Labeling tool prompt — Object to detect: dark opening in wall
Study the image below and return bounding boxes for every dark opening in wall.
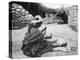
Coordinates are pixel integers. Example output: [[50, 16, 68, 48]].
[[57, 10, 68, 24]]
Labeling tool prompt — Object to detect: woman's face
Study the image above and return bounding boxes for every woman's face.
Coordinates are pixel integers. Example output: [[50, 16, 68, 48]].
[[35, 17, 39, 21]]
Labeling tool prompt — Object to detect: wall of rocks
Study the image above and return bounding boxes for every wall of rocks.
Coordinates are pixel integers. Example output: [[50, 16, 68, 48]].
[[67, 5, 78, 31], [9, 3, 34, 30]]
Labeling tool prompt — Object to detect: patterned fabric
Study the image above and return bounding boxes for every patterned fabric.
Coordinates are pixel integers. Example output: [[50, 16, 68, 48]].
[[21, 28, 53, 57]]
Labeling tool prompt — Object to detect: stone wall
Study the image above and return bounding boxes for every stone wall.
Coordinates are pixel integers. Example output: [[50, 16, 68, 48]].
[[67, 5, 78, 31]]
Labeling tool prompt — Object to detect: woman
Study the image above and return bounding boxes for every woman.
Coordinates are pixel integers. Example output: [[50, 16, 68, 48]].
[[21, 15, 53, 57]]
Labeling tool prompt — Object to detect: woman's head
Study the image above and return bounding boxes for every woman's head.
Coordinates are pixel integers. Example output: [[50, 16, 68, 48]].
[[34, 15, 42, 21], [30, 15, 43, 28]]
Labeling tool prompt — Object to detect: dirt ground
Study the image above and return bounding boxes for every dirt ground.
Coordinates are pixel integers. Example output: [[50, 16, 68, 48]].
[[11, 24, 78, 58]]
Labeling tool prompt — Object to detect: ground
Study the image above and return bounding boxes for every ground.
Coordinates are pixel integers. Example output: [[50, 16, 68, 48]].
[[11, 24, 78, 59]]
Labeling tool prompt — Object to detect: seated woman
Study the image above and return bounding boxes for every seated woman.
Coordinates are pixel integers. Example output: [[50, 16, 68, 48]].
[[21, 16, 53, 57]]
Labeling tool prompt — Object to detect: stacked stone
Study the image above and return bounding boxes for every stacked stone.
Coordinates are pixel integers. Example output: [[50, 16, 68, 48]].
[[11, 3, 34, 24], [68, 5, 78, 31]]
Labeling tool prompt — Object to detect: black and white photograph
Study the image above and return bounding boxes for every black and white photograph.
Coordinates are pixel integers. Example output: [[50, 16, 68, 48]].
[[9, 1, 78, 59]]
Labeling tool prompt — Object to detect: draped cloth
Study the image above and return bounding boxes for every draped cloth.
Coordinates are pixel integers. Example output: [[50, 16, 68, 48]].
[[21, 27, 53, 57]]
